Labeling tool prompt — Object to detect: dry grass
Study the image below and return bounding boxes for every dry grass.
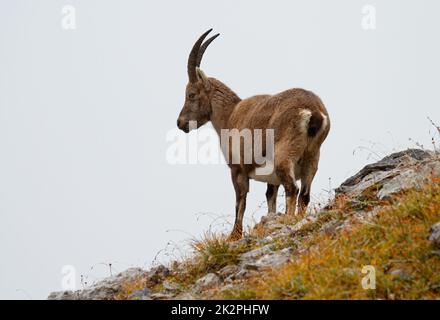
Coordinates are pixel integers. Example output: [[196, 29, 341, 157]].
[[166, 231, 254, 288], [222, 177, 440, 299], [116, 232, 255, 299], [114, 276, 150, 300], [190, 232, 240, 273], [117, 175, 440, 300], [248, 222, 266, 238]]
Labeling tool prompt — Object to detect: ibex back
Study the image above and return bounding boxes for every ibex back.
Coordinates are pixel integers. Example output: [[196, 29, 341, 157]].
[[177, 29, 330, 240]]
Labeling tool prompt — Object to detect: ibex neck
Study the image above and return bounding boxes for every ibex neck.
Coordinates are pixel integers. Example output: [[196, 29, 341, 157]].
[[208, 78, 241, 134]]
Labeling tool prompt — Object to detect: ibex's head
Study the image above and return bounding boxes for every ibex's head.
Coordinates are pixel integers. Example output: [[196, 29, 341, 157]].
[[177, 29, 219, 133]]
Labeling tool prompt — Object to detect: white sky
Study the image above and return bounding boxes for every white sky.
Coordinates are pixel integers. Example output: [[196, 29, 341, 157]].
[[0, 0, 439, 299]]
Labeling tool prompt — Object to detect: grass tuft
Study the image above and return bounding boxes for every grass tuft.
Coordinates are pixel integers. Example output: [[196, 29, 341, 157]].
[[170, 231, 254, 288]]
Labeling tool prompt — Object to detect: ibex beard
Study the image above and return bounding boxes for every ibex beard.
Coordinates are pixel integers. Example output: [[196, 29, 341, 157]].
[[177, 29, 330, 240]]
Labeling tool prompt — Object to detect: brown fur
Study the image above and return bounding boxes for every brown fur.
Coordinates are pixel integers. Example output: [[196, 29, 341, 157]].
[[177, 31, 330, 240]]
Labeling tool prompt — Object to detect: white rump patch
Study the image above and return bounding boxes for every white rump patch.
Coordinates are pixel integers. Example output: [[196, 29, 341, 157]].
[[299, 109, 312, 133], [321, 113, 328, 130]]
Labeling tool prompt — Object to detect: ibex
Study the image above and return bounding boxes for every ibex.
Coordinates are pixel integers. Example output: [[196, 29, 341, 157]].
[[177, 29, 330, 240]]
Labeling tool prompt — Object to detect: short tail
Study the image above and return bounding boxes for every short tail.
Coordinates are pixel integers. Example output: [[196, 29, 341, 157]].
[[307, 111, 324, 137]]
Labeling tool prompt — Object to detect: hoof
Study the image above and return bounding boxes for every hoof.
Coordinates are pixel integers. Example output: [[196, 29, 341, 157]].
[[227, 230, 242, 241]]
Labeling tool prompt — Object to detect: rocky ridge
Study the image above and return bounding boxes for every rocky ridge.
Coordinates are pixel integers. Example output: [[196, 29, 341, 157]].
[[48, 149, 440, 300]]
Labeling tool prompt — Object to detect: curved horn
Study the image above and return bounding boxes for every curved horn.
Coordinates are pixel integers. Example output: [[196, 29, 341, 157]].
[[196, 33, 220, 67], [187, 29, 212, 83]]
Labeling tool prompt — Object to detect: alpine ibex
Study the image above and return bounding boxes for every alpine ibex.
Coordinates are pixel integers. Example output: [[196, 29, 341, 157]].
[[177, 29, 330, 240]]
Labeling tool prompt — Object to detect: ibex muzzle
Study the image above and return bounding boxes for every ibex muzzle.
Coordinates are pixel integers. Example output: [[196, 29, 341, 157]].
[[177, 29, 330, 240]]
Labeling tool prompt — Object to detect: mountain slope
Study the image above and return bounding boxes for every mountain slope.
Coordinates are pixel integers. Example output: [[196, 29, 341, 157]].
[[48, 149, 440, 300]]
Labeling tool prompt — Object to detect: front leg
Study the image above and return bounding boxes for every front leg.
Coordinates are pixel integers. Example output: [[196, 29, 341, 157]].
[[229, 168, 249, 241], [266, 184, 279, 213]]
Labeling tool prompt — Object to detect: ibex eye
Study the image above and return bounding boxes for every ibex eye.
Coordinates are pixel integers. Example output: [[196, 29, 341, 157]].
[[188, 93, 196, 100]]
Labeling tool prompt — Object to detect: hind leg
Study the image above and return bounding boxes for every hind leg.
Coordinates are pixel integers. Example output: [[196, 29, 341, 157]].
[[276, 160, 299, 216], [266, 184, 279, 213], [298, 152, 320, 215]]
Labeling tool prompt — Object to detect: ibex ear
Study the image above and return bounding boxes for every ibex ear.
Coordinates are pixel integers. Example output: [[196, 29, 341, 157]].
[[196, 67, 210, 89]]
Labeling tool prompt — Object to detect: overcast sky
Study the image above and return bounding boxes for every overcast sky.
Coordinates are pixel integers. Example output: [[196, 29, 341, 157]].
[[0, 0, 439, 299]]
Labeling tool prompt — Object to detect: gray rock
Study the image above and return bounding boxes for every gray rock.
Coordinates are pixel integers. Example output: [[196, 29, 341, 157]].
[[219, 284, 237, 293], [47, 290, 81, 300], [128, 288, 152, 300], [247, 247, 293, 270], [242, 263, 260, 271], [48, 267, 148, 300], [336, 149, 433, 197], [378, 168, 423, 199], [292, 216, 317, 232], [194, 273, 220, 291], [256, 236, 274, 246], [150, 292, 174, 300], [145, 265, 171, 286], [239, 244, 274, 262], [218, 265, 240, 279], [428, 222, 440, 248], [262, 247, 293, 267], [230, 236, 254, 248], [266, 223, 294, 236], [162, 280, 182, 293], [342, 170, 395, 198], [226, 268, 257, 281], [337, 149, 431, 193], [260, 212, 282, 224]]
